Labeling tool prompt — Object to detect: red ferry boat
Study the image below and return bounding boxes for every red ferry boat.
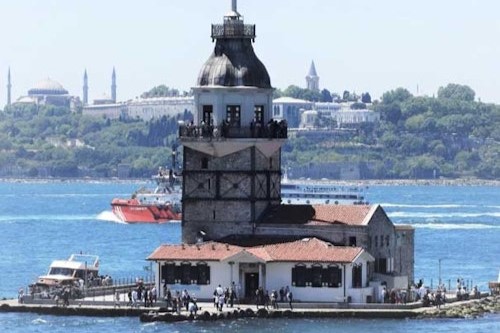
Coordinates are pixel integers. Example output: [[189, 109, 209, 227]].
[[111, 168, 182, 223]]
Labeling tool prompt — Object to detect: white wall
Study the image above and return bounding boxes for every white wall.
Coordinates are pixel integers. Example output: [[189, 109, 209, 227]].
[[194, 87, 273, 126], [155, 261, 235, 300], [153, 255, 374, 303]]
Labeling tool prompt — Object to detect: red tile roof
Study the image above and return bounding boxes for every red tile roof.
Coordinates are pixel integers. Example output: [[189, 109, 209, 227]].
[[310, 204, 376, 226], [148, 238, 364, 264], [259, 204, 378, 226], [248, 238, 363, 263], [148, 242, 243, 261]]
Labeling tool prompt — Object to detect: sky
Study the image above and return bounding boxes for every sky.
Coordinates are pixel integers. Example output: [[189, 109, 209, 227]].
[[1, 0, 500, 106]]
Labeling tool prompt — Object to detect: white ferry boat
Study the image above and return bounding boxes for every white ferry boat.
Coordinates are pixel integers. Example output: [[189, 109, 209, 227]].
[[281, 178, 367, 205]]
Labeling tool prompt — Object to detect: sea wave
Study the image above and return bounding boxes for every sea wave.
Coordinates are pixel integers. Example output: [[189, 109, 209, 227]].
[[0, 214, 96, 222], [407, 223, 499, 230], [381, 203, 473, 208], [388, 211, 500, 218]]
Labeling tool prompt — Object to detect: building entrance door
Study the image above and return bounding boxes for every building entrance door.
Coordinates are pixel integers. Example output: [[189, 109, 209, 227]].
[[244, 272, 259, 299]]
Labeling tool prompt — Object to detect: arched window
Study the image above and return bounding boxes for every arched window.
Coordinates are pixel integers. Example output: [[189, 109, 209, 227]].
[[352, 264, 362, 288]]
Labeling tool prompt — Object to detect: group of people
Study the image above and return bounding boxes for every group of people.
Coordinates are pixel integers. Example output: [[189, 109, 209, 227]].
[[127, 285, 157, 308], [255, 286, 293, 310], [455, 278, 479, 301], [163, 288, 199, 315], [87, 273, 113, 287], [181, 117, 288, 140], [213, 284, 238, 311]]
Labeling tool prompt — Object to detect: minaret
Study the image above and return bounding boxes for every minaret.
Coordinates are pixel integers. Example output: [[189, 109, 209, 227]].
[[7, 67, 12, 106], [180, 0, 286, 243], [306, 60, 320, 91], [111, 67, 116, 103], [83, 69, 88, 105]]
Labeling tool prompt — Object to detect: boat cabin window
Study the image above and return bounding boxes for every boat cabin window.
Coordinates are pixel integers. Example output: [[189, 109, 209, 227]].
[[49, 267, 74, 276]]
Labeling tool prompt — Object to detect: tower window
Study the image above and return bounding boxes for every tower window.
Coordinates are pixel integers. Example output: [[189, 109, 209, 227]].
[[254, 105, 264, 124], [202, 105, 213, 125], [201, 157, 208, 169], [226, 105, 241, 127]]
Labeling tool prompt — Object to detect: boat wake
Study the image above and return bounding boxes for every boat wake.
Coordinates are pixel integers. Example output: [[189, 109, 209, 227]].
[[96, 211, 127, 224], [31, 318, 48, 324]]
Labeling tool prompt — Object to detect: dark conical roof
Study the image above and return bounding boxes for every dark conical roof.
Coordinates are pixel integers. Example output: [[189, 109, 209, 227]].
[[197, 38, 271, 88], [308, 61, 318, 77], [196, 2, 271, 89]]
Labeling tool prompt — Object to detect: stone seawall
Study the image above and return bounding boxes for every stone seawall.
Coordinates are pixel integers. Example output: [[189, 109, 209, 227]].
[[1, 296, 498, 322]]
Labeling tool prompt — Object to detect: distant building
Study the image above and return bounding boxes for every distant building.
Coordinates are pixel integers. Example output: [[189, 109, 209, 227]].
[[306, 60, 320, 91], [272, 97, 313, 128], [13, 78, 81, 110], [127, 96, 194, 121]]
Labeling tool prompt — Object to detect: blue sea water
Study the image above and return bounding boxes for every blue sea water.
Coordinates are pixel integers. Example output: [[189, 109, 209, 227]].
[[0, 181, 498, 332]]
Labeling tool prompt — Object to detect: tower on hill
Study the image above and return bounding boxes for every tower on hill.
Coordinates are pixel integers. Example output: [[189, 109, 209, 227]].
[[179, 0, 287, 244], [7, 67, 12, 106], [83, 69, 88, 105], [111, 67, 117, 103], [306, 60, 319, 91]]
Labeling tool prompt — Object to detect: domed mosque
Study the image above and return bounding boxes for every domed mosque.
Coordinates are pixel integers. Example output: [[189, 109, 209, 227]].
[[15, 77, 79, 109]]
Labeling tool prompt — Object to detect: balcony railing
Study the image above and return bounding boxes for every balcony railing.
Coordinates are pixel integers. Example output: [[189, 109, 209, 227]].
[[179, 123, 287, 140]]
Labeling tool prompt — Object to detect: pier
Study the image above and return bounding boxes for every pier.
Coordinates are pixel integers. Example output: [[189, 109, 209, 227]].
[[1, 293, 498, 322]]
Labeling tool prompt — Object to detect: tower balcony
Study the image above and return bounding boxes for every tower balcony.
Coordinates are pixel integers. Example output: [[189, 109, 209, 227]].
[[179, 123, 287, 141], [211, 22, 256, 40]]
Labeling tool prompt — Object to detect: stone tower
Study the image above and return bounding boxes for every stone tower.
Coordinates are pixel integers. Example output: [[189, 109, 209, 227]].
[[111, 67, 116, 103], [83, 69, 88, 105], [7, 67, 11, 106], [306, 60, 319, 91], [179, 0, 287, 244]]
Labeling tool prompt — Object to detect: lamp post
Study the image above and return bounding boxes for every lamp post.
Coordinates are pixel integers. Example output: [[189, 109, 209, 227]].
[[438, 258, 444, 287]]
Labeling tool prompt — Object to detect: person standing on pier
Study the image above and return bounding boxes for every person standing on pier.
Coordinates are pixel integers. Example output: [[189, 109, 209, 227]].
[[287, 290, 293, 310]]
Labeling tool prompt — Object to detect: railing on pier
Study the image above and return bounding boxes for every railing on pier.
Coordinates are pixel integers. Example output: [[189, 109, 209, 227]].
[[179, 123, 287, 140], [25, 275, 155, 301]]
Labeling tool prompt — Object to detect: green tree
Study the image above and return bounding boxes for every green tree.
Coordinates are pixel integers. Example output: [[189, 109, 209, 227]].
[[437, 83, 475, 102], [382, 88, 412, 105]]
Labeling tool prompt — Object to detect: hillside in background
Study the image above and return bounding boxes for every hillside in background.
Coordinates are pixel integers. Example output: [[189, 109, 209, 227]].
[[0, 84, 498, 180]]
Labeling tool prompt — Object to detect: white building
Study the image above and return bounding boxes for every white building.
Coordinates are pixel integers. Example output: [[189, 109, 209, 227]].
[[272, 97, 313, 128], [148, 237, 374, 303], [128, 96, 194, 121]]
